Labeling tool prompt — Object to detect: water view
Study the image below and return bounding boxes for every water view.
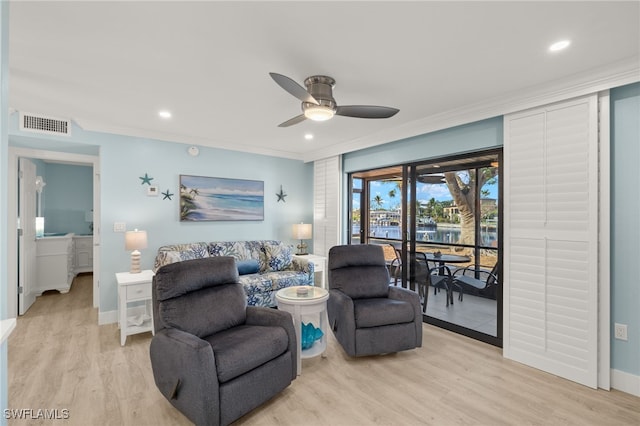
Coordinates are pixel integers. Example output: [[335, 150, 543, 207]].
[[353, 224, 497, 247]]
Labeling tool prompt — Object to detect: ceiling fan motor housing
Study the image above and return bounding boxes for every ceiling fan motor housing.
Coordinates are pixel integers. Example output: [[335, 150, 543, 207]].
[[302, 75, 337, 113]]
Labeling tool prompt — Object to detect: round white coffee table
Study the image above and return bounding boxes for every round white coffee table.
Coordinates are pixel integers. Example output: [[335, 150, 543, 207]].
[[276, 286, 329, 375]]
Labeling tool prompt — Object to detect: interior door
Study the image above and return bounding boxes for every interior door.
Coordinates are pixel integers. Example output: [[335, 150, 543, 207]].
[[18, 157, 38, 314]]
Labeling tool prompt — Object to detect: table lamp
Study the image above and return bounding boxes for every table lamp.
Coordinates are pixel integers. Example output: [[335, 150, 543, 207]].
[[125, 229, 148, 273], [292, 223, 312, 255]]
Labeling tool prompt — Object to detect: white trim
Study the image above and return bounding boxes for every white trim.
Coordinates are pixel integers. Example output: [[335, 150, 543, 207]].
[[313, 156, 342, 258], [98, 309, 117, 325], [611, 369, 640, 397], [7, 147, 100, 319], [75, 117, 309, 162], [98, 306, 146, 326], [303, 58, 639, 162], [0, 318, 16, 344], [598, 90, 611, 390]]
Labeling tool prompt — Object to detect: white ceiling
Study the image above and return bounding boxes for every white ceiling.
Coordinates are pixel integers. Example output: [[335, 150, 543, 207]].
[[8, 1, 640, 162]]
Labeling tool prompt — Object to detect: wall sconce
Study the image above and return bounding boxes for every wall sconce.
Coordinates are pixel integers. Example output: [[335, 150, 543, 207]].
[[124, 229, 148, 274], [292, 223, 312, 255]]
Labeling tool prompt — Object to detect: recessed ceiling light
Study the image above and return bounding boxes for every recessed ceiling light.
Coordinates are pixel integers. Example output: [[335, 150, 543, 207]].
[[158, 110, 172, 119], [304, 133, 314, 140], [549, 40, 571, 52]]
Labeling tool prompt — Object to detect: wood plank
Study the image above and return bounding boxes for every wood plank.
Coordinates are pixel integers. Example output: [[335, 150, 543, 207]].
[[8, 274, 639, 425]]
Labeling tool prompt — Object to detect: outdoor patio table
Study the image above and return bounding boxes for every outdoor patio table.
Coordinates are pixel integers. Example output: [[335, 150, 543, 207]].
[[421, 252, 470, 305]]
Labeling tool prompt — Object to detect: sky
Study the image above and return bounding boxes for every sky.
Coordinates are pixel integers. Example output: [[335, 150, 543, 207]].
[[356, 178, 499, 209]]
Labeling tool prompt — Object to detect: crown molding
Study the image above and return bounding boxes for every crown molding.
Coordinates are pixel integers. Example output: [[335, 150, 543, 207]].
[[302, 57, 640, 163], [14, 57, 638, 164], [71, 118, 307, 161]]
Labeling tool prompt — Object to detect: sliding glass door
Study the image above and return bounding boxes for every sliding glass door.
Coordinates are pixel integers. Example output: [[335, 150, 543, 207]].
[[349, 149, 502, 346]]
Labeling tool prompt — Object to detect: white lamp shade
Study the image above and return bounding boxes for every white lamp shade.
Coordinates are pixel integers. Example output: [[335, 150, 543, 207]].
[[125, 230, 148, 251], [292, 223, 312, 240]]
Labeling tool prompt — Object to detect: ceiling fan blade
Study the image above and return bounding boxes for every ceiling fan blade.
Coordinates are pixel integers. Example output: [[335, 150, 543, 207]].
[[417, 175, 446, 184], [270, 72, 319, 105], [336, 105, 399, 119], [278, 114, 307, 128]]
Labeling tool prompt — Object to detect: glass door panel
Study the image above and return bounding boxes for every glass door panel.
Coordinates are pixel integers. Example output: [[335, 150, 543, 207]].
[[351, 178, 362, 245]]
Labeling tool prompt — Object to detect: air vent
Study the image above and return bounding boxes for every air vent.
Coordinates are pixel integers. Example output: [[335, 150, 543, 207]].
[[19, 112, 71, 136]]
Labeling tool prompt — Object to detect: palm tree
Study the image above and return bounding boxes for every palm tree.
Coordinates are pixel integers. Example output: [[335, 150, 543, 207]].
[[372, 194, 384, 210], [443, 168, 498, 245]]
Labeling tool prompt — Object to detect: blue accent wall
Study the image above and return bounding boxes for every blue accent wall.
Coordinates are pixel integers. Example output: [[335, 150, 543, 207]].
[[611, 82, 640, 376], [343, 117, 503, 172], [41, 163, 93, 235]]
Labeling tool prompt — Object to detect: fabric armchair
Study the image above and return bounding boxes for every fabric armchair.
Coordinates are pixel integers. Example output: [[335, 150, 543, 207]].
[[327, 244, 422, 357], [150, 256, 297, 426]]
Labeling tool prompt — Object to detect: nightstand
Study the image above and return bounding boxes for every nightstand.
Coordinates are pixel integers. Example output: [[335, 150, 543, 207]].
[[116, 270, 155, 346], [293, 254, 327, 289]]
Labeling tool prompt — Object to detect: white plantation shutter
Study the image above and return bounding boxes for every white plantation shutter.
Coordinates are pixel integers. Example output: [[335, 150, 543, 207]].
[[313, 156, 341, 257], [504, 95, 599, 388]]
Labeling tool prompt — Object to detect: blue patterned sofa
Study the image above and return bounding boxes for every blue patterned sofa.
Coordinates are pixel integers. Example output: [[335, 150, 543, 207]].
[[153, 240, 314, 307]]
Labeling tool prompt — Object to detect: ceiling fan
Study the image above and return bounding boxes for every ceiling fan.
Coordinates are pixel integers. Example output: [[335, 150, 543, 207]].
[[270, 72, 399, 127]]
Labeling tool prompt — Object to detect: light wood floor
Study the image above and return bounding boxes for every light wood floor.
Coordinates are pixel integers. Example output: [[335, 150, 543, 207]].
[[8, 274, 640, 425]]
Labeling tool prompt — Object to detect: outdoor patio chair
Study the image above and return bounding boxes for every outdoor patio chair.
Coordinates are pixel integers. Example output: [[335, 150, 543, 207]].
[[415, 252, 455, 310], [381, 244, 402, 285], [452, 260, 500, 301]]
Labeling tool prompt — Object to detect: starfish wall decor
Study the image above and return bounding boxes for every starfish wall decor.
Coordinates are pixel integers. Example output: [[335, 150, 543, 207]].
[[139, 173, 154, 185], [162, 189, 174, 200], [276, 185, 287, 202]]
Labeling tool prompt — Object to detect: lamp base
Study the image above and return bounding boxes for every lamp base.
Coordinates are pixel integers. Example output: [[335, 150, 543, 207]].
[[296, 241, 308, 256], [130, 250, 142, 274]]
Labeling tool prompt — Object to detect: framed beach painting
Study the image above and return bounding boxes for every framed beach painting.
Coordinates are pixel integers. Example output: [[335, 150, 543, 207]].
[[180, 175, 264, 221]]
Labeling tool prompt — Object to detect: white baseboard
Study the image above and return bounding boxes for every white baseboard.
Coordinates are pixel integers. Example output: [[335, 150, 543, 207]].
[[98, 309, 117, 325], [98, 306, 148, 326], [611, 369, 640, 397]]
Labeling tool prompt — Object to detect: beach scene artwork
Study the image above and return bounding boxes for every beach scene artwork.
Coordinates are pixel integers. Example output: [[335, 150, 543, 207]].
[[180, 175, 264, 221]]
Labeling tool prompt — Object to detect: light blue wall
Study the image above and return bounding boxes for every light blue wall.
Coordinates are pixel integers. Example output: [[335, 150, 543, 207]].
[[42, 163, 93, 235], [9, 120, 314, 314], [1, 2, 9, 423], [611, 82, 640, 376], [343, 117, 503, 172]]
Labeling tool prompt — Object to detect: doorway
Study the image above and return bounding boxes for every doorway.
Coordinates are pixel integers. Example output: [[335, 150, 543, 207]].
[[7, 147, 101, 319], [349, 149, 502, 346]]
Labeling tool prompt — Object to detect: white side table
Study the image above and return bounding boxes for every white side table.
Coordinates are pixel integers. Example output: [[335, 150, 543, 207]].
[[276, 286, 329, 375], [116, 270, 155, 346], [293, 254, 327, 289]]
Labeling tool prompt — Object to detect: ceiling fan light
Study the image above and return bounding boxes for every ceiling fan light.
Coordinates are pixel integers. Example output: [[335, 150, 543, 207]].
[[304, 105, 335, 121]]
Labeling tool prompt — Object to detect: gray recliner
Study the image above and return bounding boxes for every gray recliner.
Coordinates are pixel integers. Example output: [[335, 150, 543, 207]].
[[149, 256, 297, 426], [327, 244, 423, 357]]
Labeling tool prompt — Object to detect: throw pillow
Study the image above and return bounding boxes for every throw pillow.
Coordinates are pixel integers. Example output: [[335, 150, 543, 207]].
[[237, 259, 260, 275], [261, 241, 292, 272]]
